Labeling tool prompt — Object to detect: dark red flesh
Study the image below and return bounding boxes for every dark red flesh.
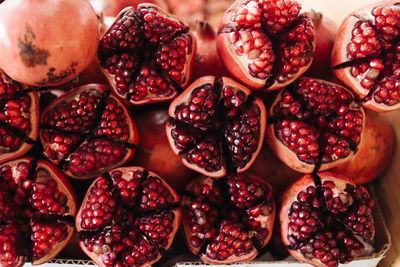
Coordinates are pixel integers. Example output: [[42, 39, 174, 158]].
[[282, 173, 374, 267], [181, 174, 275, 263], [269, 77, 363, 169], [77, 167, 180, 267], [40, 85, 138, 179], [98, 4, 195, 105]]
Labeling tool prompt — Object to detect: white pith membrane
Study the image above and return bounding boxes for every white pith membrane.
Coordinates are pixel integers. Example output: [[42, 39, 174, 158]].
[[0, 158, 77, 266], [217, 0, 316, 90], [39, 84, 138, 179], [181, 174, 275, 264], [266, 77, 365, 173], [280, 172, 375, 267], [76, 167, 181, 267], [98, 4, 196, 105], [166, 76, 266, 178], [332, 1, 400, 111]]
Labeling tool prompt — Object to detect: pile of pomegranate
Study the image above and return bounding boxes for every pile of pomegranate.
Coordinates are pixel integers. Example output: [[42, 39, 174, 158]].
[[0, 0, 396, 266]]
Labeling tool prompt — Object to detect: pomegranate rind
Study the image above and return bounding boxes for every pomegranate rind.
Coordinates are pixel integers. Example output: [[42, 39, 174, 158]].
[[266, 77, 366, 173], [0, 91, 39, 165], [201, 246, 258, 265], [280, 172, 374, 267], [331, 0, 400, 112]]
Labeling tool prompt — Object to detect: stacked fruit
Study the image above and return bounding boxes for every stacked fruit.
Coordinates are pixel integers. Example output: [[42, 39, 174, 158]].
[[0, 0, 396, 266]]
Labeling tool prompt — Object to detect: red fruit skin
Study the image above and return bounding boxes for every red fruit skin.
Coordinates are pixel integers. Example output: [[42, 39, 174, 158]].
[[332, 111, 395, 184], [89, 0, 169, 17], [130, 110, 197, 193], [191, 21, 229, 81], [0, 0, 100, 87], [305, 11, 338, 80]]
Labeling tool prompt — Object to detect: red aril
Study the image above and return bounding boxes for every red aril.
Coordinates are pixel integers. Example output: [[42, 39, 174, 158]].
[[0, 0, 99, 87]]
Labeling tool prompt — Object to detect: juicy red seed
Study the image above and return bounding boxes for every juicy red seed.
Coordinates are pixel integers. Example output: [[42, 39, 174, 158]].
[[221, 85, 247, 119], [233, 0, 262, 30], [30, 219, 68, 260], [65, 139, 126, 177], [298, 232, 340, 266], [288, 201, 321, 243], [0, 223, 27, 267], [185, 137, 223, 172], [0, 189, 17, 221], [41, 131, 79, 162], [140, 176, 175, 211], [111, 173, 141, 207], [373, 76, 400, 105], [0, 96, 31, 133], [170, 120, 201, 152], [0, 76, 22, 105], [0, 126, 22, 151], [321, 133, 351, 163], [156, 33, 193, 84], [80, 177, 117, 229], [227, 174, 267, 208], [174, 84, 218, 130], [229, 30, 275, 80], [120, 234, 159, 266], [348, 21, 381, 59], [93, 98, 130, 143], [372, 6, 400, 41], [260, 0, 301, 34]]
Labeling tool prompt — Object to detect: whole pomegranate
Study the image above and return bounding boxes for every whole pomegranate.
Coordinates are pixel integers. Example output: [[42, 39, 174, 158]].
[[76, 166, 181, 266], [217, 0, 316, 90], [98, 4, 196, 105], [280, 172, 375, 266], [332, 0, 400, 112], [332, 111, 395, 184], [166, 76, 267, 178], [0, 72, 39, 164], [266, 77, 365, 173], [130, 110, 196, 193], [39, 84, 139, 179], [181, 174, 275, 264], [0, 157, 78, 266], [0, 0, 100, 87]]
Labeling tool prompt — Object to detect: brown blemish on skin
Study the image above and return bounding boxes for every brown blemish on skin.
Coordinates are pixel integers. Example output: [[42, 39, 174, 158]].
[[34, 62, 77, 85], [18, 24, 50, 67]]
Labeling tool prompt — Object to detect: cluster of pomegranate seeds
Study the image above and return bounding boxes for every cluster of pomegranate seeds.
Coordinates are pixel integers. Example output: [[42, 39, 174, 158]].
[[181, 174, 275, 264], [166, 76, 266, 177], [217, 0, 315, 90], [40, 84, 139, 179], [332, 3, 400, 110], [0, 158, 77, 265], [267, 77, 364, 172], [98, 4, 196, 105], [0, 72, 38, 164], [281, 173, 374, 267], [77, 167, 181, 267]]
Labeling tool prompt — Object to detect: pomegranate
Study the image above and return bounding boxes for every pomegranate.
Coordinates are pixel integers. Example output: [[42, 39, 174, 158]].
[[166, 76, 267, 178], [89, 0, 169, 17], [0, 72, 39, 164], [305, 11, 339, 80], [217, 0, 316, 90], [0, 157, 77, 265], [0, 0, 100, 87], [131, 110, 196, 193], [98, 4, 196, 105], [181, 174, 275, 264], [266, 77, 365, 173], [191, 21, 229, 81], [76, 166, 181, 266], [332, 111, 395, 184], [332, 0, 400, 112], [280, 172, 375, 266], [39, 84, 139, 179]]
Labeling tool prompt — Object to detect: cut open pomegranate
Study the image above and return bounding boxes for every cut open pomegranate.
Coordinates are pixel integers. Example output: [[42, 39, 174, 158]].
[[76, 166, 181, 267], [40, 84, 139, 179], [166, 76, 267, 178], [0, 157, 77, 266], [266, 77, 365, 173], [0, 72, 39, 165], [181, 173, 275, 264], [217, 0, 315, 90], [332, 0, 400, 112], [98, 4, 196, 105], [280, 171, 375, 266]]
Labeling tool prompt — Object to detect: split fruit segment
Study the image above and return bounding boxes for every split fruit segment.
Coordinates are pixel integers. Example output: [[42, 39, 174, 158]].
[[266, 77, 365, 173], [166, 76, 267, 178], [181, 174, 275, 264], [76, 166, 181, 267], [98, 4, 196, 105], [332, 0, 400, 112], [0, 157, 77, 266], [280, 172, 375, 267], [0, 72, 39, 164], [40, 84, 139, 179], [217, 0, 316, 90]]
